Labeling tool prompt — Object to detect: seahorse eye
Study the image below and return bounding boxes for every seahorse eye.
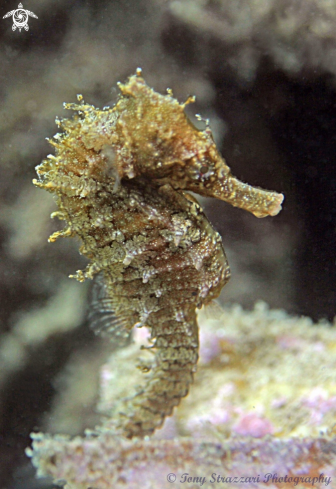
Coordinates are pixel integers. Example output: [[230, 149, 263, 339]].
[[200, 165, 209, 174]]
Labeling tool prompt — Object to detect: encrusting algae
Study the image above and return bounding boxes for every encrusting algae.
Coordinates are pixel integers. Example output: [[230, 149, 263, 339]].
[[32, 68, 283, 440]]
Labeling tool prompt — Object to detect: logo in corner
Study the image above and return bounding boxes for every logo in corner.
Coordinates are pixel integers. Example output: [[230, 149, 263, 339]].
[[3, 3, 38, 32]]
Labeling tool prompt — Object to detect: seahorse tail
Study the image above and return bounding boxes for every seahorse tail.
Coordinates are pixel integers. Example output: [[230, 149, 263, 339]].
[[115, 318, 199, 439]]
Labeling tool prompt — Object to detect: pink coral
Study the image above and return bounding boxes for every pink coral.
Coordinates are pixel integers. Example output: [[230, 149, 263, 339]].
[[233, 412, 274, 438], [27, 432, 336, 489], [302, 387, 336, 425]]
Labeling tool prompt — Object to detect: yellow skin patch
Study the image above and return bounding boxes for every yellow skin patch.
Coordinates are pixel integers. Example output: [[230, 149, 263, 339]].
[[33, 69, 283, 439]]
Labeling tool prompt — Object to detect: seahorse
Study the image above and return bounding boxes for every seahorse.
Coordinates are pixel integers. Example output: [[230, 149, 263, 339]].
[[33, 69, 283, 439]]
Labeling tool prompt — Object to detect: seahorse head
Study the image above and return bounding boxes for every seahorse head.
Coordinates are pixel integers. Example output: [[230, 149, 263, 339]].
[[111, 70, 283, 218], [42, 69, 283, 218]]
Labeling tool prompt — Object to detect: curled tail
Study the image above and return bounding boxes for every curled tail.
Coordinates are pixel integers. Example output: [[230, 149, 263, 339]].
[[89, 273, 198, 438], [113, 314, 198, 438]]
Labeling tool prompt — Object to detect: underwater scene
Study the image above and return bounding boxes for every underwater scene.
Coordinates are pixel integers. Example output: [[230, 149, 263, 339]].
[[0, 1, 335, 488]]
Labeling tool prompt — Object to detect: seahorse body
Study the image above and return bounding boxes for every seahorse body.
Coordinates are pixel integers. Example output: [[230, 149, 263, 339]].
[[33, 69, 283, 438]]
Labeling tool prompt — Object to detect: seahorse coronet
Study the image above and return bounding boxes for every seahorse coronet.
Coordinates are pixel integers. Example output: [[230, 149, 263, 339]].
[[34, 70, 283, 439]]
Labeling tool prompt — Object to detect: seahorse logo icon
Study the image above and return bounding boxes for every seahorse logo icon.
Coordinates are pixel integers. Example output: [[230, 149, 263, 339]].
[[3, 3, 38, 32]]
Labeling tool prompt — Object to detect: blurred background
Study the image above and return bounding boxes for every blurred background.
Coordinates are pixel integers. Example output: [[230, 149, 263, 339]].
[[0, 0, 335, 487]]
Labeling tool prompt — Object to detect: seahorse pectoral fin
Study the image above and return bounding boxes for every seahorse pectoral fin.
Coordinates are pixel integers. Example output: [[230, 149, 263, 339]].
[[202, 300, 225, 320], [88, 273, 131, 347]]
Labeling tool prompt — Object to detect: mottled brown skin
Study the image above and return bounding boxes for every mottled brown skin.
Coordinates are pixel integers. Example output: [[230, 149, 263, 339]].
[[33, 69, 283, 438]]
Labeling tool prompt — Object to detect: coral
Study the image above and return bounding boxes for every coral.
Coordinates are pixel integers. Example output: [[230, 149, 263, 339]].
[[27, 304, 336, 488], [33, 70, 282, 439], [27, 433, 335, 489], [98, 303, 336, 440]]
